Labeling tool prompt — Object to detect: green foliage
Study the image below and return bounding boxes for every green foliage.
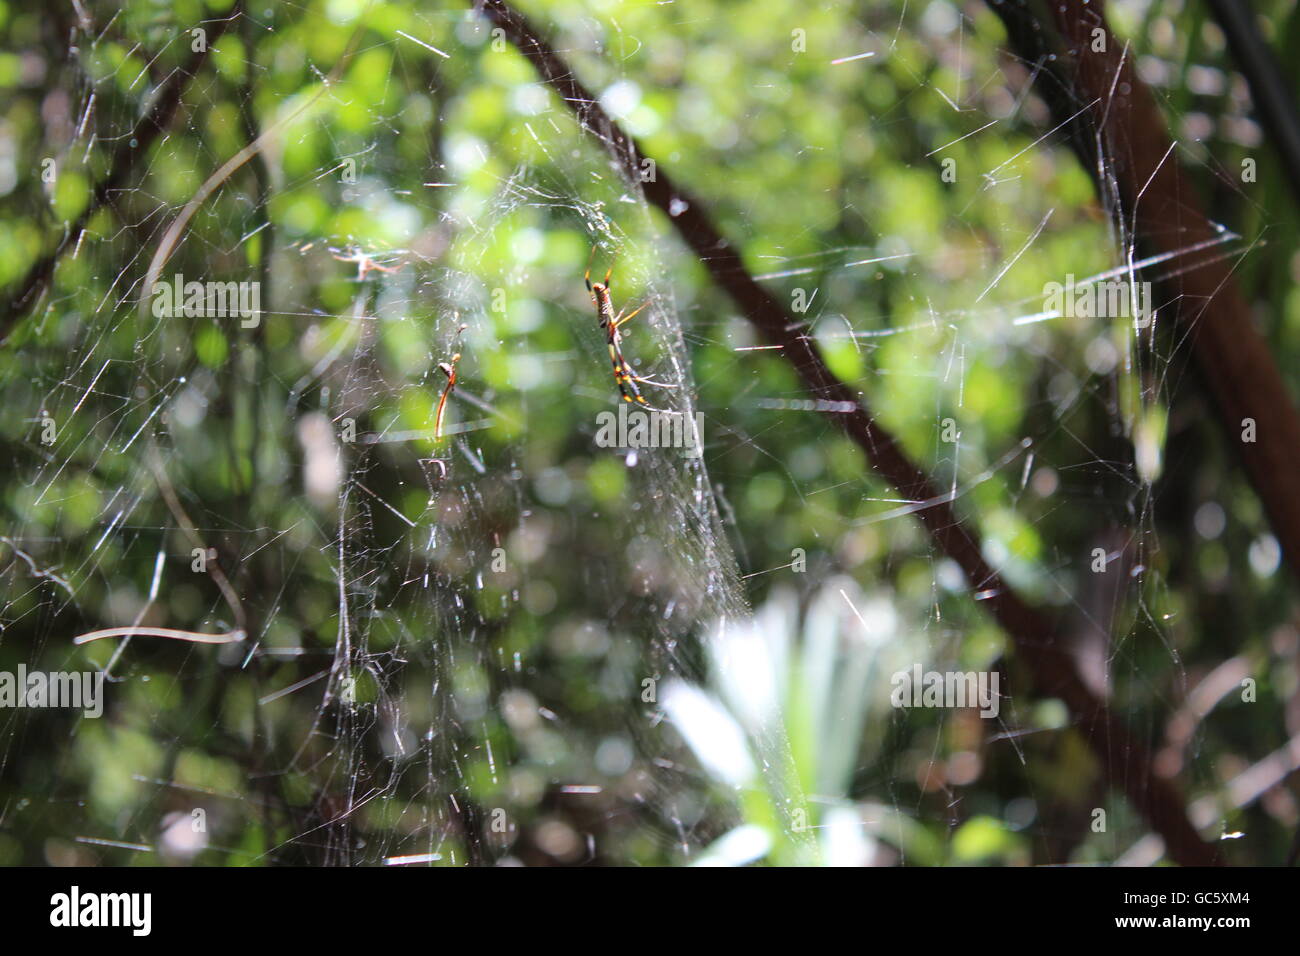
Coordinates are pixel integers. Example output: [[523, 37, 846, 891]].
[[0, 0, 1295, 866]]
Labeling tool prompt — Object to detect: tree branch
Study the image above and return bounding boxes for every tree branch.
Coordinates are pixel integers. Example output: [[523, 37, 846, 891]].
[[989, 0, 1300, 591], [0, 9, 240, 342], [1205, 0, 1300, 206], [474, 0, 1219, 866]]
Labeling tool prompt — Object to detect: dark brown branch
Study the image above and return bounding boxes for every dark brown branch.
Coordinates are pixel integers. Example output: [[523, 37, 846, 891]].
[[991, 0, 1300, 591], [1206, 0, 1300, 207], [474, 0, 1219, 866], [0, 10, 240, 342]]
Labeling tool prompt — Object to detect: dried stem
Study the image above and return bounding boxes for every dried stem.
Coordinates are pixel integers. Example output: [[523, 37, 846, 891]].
[[73, 626, 245, 646]]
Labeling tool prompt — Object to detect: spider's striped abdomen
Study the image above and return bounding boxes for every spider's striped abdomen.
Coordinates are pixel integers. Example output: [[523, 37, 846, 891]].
[[591, 285, 616, 328], [588, 270, 664, 409]]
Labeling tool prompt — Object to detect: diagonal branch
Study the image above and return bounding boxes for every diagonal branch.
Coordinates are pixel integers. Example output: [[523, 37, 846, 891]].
[[989, 0, 1300, 592], [474, 0, 1219, 865], [1205, 0, 1300, 206], [0, 9, 240, 343]]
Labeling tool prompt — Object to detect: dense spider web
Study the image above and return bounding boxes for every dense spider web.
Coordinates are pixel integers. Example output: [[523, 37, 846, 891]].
[[0, 0, 1293, 867]]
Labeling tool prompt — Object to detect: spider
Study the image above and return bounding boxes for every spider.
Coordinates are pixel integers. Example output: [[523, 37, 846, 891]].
[[434, 323, 467, 442], [584, 249, 676, 411]]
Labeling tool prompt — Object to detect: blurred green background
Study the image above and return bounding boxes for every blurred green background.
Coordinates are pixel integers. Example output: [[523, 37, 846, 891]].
[[0, 0, 1297, 865]]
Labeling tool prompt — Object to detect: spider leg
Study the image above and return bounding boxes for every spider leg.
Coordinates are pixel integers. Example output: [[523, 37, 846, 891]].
[[614, 301, 649, 328], [610, 351, 680, 413], [631, 376, 677, 388], [619, 386, 674, 414]]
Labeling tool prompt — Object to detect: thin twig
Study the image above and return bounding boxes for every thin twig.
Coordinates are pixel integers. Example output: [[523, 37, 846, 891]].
[[73, 626, 245, 646], [0, 8, 241, 341], [147, 444, 247, 633]]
